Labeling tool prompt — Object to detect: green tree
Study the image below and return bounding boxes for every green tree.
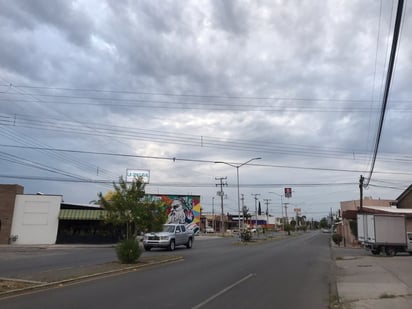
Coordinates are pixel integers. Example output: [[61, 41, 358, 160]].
[[242, 206, 251, 227], [319, 217, 329, 229], [290, 219, 297, 230], [98, 176, 167, 239], [284, 223, 292, 235]]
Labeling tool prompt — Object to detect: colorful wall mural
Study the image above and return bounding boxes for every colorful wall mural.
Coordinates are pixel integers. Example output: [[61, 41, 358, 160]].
[[146, 194, 201, 227]]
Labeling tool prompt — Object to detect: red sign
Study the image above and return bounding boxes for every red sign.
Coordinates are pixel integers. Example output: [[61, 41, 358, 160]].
[[284, 187, 292, 198]]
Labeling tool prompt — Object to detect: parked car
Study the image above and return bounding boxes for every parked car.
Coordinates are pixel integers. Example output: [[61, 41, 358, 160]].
[[143, 223, 194, 251], [205, 226, 214, 233]]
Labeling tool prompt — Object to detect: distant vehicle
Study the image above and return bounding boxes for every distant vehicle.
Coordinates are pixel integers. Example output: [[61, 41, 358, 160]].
[[322, 228, 331, 233], [357, 213, 412, 256], [205, 226, 214, 233], [143, 223, 194, 251]]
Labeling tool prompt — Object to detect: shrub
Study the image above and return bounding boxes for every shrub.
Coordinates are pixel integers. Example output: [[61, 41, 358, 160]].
[[115, 239, 142, 264], [332, 233, 343, 245], [240, 229, 252, 241]]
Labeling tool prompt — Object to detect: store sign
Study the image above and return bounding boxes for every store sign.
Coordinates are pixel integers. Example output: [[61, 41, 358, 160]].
[[126, 169, 150, 183], [284, 187, 292, 198]]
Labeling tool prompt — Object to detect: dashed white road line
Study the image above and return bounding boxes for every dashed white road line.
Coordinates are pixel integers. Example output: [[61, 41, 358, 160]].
[[192, 273, 256, 309]]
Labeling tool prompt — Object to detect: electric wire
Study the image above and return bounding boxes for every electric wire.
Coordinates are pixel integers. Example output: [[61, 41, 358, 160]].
[[365, 0, 404, 187], [2, 113, 412, 165], [2, 144, 412, 176]]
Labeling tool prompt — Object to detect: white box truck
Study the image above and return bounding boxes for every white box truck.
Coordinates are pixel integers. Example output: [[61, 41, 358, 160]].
[[357, 213, 412, 256]]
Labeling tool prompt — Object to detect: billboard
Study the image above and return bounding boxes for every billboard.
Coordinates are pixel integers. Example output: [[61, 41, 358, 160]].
[[146, 194, 201, 227], [126, 169, 150, 183]]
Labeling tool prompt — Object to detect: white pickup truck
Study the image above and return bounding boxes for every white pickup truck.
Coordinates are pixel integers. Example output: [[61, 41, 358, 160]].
[[143, 223, 194, 251]]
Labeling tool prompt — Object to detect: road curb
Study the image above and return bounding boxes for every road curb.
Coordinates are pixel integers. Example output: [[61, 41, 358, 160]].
[[329, 237, 343, 308], [0, 256, 183, 298]]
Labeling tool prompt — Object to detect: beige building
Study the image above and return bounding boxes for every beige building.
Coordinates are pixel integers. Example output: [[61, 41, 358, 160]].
[[338, 185, 412, 247], [338, 198, 394, 247]]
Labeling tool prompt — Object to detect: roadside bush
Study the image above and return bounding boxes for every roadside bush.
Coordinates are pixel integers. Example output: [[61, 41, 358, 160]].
[[116, 239, 142, 264], [240, 229, 252, 241], [332, 233, 343, 245]]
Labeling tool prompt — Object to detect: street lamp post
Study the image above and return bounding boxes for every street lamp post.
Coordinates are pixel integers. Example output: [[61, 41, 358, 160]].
[[215, 157, 261, 238]]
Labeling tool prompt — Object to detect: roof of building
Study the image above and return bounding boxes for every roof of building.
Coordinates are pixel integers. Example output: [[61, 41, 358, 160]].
[[396, 184, 412, 202], [61, 202, 102, 210], [363, 206, 412, 214], [342, 205, 412, 220], [59, 209, 107, 220]]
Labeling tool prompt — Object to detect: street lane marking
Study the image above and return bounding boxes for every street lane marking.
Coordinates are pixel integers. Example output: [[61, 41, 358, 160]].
[[192, 273, 255, 309]]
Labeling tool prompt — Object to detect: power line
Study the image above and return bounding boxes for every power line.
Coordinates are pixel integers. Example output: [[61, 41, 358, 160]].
[[2, 144, 412, 176], [365, 0, 404, 187], [3, 96, 412, 113], [3, 83, 396, 102], [4, 112, 412, 163]]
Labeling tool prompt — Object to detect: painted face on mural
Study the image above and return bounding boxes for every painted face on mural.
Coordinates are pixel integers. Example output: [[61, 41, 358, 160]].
[[168, 199, 186, 224]]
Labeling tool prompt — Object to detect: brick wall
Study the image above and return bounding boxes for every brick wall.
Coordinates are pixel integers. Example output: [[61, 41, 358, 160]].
[[0, 184, 24, 244]]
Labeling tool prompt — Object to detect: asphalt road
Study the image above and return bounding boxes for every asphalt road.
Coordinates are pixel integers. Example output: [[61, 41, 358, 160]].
[[0, 246, 117, 279], [0, 232, 332, 309]]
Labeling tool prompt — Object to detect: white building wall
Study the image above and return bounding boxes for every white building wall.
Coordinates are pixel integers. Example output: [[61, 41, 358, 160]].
[[10, 195, 62, 245]]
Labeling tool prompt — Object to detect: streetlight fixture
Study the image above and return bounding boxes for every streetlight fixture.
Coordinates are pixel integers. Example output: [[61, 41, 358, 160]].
[[214, 157, 262, 238]]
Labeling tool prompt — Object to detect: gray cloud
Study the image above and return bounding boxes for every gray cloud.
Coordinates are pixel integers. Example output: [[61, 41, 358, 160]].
[[0, 0, 411, 218]]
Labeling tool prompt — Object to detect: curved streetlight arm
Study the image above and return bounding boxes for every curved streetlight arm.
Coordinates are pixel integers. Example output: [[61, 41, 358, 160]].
[[214, 161, 237, 168], [214, 157, 261, 168], [214, 157, 261, 239], [238, 157, 261, 168]]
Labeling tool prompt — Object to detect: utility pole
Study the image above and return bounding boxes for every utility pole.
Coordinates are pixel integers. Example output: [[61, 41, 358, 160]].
[[284, 202, 289, 224], [359, 175, 364, 212], [212, 197, 215, 231], [263, 198, 271, 228], [241, 194, 245, 229], [251, 194, 260, 228], [216, 177, 227, 234]]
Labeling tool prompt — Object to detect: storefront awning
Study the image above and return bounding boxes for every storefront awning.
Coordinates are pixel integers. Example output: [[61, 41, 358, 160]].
[[59, 209, 107, 220]]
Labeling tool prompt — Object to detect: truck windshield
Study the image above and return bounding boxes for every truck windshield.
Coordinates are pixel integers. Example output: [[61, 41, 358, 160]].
[[163, 225, 175, 233]]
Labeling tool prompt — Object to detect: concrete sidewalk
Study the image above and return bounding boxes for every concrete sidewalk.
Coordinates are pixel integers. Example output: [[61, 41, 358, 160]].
[[334, 247, 412, 308]]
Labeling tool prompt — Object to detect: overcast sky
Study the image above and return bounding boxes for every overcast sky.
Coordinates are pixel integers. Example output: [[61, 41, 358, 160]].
[[1, 0, 411, 220]]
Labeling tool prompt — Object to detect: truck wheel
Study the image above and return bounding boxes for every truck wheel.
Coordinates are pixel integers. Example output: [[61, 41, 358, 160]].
[[371, 249, 380, 255], [144, 246, 151, 251], [385, 247, 396, 257], [168, 240, 175, 251], [186, 237, 193, 249]]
